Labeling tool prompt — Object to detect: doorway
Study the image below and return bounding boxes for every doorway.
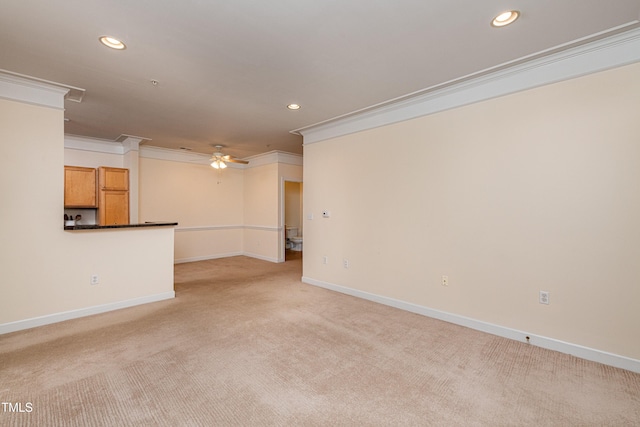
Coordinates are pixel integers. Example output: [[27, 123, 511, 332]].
[[283, 180, 303, 261]]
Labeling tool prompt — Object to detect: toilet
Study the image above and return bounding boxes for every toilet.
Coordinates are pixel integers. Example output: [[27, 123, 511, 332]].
[[286, 227, 303, 252]]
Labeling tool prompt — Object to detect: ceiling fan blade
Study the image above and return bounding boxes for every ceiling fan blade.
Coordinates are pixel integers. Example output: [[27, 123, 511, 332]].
[[208, 145, 247, 165], [225, 158, 249, 164]]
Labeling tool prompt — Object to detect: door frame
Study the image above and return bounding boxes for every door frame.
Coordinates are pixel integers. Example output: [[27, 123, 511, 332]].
[[279, 177, 303, 262]]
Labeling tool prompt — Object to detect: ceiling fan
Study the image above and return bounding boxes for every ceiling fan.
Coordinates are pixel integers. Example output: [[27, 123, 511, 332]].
[[209, 145, 249, 169]]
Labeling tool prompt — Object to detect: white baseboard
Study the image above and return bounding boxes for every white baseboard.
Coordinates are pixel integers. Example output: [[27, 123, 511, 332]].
[[174, 252, 243, 264], [174, 252, 280, 264], [302, 276, 640, 374], [242, 252, 280, 263], [0, 291, 175, 335]]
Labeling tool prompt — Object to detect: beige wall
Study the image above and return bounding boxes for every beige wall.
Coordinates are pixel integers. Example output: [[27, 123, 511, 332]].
[[0, 97, 174, 329], [139, 156, 245, 262], [244, 163, 279, 226], [138, 153, 302, 263], [303, 63, 640, 360], [65, 148, 123, 168], [242, 161, 305, 262], [278, 163, 304, 184], [140, 157, 244, 226], [243, 163, 279, 260]]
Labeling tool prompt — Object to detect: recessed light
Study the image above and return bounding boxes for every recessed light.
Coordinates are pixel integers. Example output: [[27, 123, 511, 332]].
[[287, 104, 301, 110], [99, 36, 126, 50], [491, 10, 520, 27]]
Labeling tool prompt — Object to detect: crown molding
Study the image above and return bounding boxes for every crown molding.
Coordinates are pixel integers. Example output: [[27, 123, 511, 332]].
[[140, 147, 302, 168], [0, 69, 85, 102], [244, 150, 303, 168], [294, 23, 640, 145], [63, 136, 203, 163], [64, 138, 301, 169], [0, 69, 78, 109], [139, 146, 246, 168]]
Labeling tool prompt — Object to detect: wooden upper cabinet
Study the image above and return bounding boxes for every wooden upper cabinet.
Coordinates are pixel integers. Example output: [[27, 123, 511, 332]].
[[99, 167, 129, 191], [98, 167, 130, 225], [64, 166, 97, 208]]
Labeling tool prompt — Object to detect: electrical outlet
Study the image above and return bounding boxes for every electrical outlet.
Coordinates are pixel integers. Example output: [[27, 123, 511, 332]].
[[91, 274, 99, 285], [441, 275, 448, 286], [539, 290, 550, 305], [323, 256, 328, 264], [343, 259, 350, 268]]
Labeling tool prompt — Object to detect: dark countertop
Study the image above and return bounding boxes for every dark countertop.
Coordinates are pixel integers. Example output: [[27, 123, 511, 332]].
[[64, 222, 178, 231]]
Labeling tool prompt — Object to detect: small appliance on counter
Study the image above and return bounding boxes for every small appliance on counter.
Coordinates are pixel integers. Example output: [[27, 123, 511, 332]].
[[64, 214, 82, 227]]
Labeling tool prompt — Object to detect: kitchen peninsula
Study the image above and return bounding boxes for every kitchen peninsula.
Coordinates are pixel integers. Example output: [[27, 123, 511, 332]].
[[1, 71, 177, 337]]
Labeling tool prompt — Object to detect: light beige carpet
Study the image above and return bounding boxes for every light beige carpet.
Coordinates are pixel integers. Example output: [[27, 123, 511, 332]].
[[1, 254, 639, 426]]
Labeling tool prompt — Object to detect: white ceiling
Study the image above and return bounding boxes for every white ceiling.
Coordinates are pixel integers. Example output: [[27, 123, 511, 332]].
[[1, 1, 639, 158]]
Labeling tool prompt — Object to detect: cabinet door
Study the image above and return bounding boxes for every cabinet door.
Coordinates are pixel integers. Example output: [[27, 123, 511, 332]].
[[64, 166, 97, 207], [99, 167, 129, 191], [99, 190, 129, 225]]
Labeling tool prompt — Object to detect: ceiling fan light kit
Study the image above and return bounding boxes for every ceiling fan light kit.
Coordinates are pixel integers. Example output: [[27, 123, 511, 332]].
[[209, 145, 248, 170], [211, 160, 227, 169]]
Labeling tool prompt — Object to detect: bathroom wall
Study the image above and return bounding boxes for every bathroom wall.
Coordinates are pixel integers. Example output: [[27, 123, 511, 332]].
[[285, 181, 302, 235]]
